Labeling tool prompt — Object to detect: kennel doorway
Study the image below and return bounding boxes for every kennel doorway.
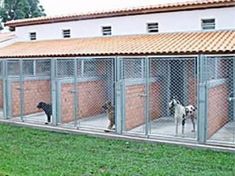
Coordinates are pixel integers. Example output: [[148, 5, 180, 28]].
[[149, 57, 198, 139], [120, 58, 148, 135], [6, 59, 52, 125], [206, 56, 235, 145], [57, 58, 115, 132]]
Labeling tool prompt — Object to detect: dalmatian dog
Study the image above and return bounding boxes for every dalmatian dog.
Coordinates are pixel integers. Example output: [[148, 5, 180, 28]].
[[169, 98, 197, 135]]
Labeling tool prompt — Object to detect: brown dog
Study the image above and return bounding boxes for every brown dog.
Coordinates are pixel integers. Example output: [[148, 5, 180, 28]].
[[102, 101, 115, 131]]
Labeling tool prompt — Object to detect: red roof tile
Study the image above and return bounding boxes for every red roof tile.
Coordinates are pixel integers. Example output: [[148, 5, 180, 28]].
[[0, 30, 234, 58]]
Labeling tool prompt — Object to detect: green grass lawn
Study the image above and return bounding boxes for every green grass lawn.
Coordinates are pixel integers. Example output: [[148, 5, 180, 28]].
[[0, 124, 235, 176]]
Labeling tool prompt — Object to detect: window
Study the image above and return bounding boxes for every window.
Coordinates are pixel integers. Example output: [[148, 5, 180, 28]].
[[123, 59, 144, 79], [57, 60, 74, 77], [7, 61, 20, 76], [36, 60, 51, 76], [29, 32, 37, 40], [62, 29, 71, 38], [147, 23, 159, 33], [83, 60, 97, 77], [102, 26, 112, 36], [23, 60, 34, 76], [201, 19, 215, 30]]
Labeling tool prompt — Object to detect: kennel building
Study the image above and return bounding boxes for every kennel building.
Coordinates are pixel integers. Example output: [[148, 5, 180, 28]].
[[0, 31, 234, 146], [0, 0, 235, 147]]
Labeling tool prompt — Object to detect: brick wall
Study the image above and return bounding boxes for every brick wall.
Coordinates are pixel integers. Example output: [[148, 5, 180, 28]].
[[187, 60, 197, 106], [60, 83, 74, 123], [11, 80, 51, 117], [150, 82, 162, 120], [60, 80, 108, 123], [207, 83, 229, 138], [125, 84, 145, 130], [0, 80, 3, 108], [188, 78, 197, 105]]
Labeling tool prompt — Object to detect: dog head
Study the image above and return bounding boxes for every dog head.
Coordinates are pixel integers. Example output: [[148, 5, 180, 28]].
[[37, 102, 46, 109], [169, 98, 180, 109], [185, 105, 197, 116], [102, 101, 113, 111]]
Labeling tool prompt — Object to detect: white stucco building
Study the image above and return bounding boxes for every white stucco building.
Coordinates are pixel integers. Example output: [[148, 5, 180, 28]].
[[5, 0, 235, 41]]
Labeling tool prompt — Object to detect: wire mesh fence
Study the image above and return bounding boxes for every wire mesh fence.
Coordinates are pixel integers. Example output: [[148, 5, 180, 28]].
[[7, 59, 52, 125], [206, 56, 235, 144], [57, 58, 115, 131], [1, 56, 235, 145], [120, 58, 147, 134], [119, 57, 198, 139], [149, 57, 198, 138]]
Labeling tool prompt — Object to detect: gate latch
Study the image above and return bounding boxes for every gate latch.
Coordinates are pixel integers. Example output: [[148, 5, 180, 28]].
[[138, 93, 147, 97], [69, 90, 76, 94]]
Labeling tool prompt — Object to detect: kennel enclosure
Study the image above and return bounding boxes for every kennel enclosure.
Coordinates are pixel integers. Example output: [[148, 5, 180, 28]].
[[0, 30, 234, 147]]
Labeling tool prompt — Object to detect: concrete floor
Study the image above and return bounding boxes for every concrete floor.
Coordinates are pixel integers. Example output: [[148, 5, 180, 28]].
[[12, 112, 48, 125], [130, 116, 197, 138], [7, 111, 235, 144], [209, 121, 235, 144], [61, 113, 112, 131], [0, 109, 3, 118]]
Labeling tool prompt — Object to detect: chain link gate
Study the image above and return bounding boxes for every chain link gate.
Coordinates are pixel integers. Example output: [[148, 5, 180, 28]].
[[205, 56, 235, 145], [149, 57, 198, 139], [6, 59, 52, 124], [6, 60, 21, 120], [120, 58, 148, 135], [57, 58, 115, 132]]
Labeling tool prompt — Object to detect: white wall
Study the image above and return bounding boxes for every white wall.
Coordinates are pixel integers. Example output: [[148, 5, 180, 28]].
[[15, 7, 235, 41]]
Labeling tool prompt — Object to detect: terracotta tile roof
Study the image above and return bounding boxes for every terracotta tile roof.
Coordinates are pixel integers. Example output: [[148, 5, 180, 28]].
[[5, 0, 235, 28], [0, 32, 15, 43], [0, 30, 234, 58]]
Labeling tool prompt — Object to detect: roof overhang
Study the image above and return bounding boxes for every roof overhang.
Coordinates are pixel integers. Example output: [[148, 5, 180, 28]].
[[0, 30, 234, 58]]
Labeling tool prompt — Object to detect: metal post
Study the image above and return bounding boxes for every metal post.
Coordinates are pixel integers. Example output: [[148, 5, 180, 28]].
[[5, 60, 12, 119], [115, 57, 123, 134], [51, 59, 57, 125], [145, 57, 150, 137], [198, 55, 208, 144], [2, 60, 7, 119]]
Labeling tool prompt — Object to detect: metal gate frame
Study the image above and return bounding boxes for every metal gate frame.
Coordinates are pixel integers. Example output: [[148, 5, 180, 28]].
[[203, 55, 235, 146], [117, 56, 200, 141], [55, 57, 116, 131], [116, 56, 149, 136], [5, 59, 54, 124]]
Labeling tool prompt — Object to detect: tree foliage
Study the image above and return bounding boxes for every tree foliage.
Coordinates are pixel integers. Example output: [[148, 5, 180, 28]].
[[0, 0, 46, 23]]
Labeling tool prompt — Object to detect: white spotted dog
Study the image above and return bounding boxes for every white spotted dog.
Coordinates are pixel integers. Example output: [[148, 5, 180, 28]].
[[169, 98, 186, 135], [185, 105, 197, 132]]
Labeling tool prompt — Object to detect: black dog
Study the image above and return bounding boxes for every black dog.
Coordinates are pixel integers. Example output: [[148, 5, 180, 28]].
[[37, 102, 52, 124]]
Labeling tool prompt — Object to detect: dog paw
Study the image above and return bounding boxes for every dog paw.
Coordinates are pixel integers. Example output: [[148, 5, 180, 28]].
[[104, 129, 111, 133], [191, 130, 195, 132], [45, 122, 49, 125]]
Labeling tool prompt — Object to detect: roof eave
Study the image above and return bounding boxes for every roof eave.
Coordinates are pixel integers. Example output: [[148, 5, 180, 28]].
[[5, 1, 235, 28]]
